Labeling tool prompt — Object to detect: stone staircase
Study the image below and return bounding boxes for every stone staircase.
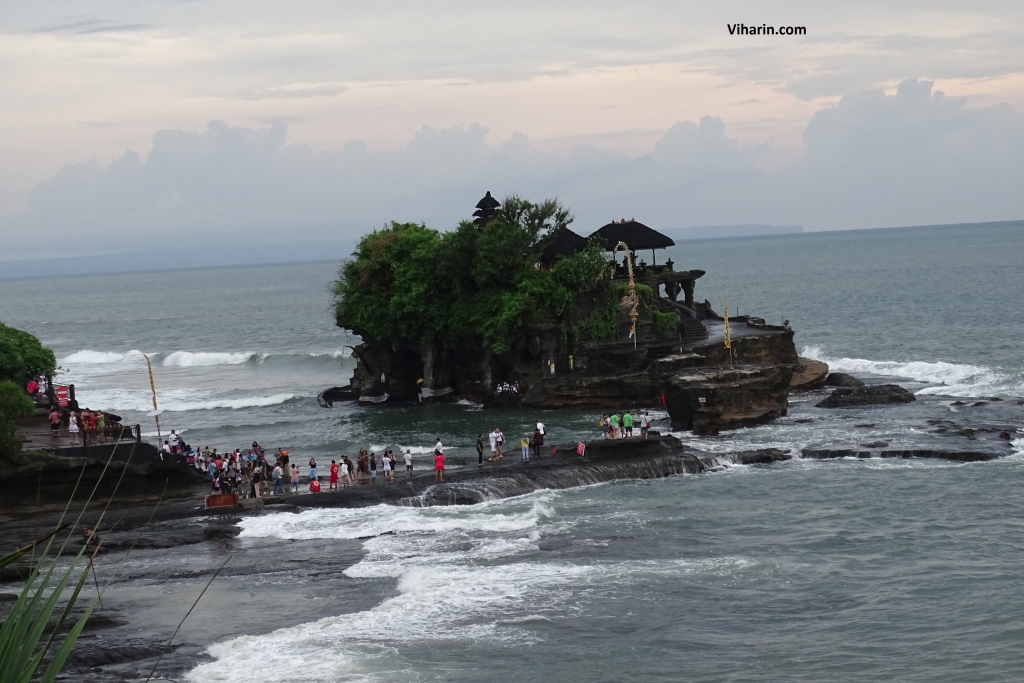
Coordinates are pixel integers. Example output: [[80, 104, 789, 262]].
[[655, 298, 709, 342]]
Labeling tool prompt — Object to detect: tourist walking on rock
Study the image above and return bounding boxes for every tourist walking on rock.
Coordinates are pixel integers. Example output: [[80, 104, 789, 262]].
[[488, 429, 498, 461], [251, 468, 262, 499], [272, 463, 284, 495], [290, 464, 300, 493], [434, 449, 445, 482], [609, 413, 619, 439], [521, 434, 530, 463], [476, 435, 484, 468], [623, 411, 633, 438], [49, 406, 61, 436], [358, 450, 369, 483], [370, 452, 377, 485], [641, 411, 651, 439], [405, 448, 414, 477], [344, 456, 357, 486], [532, 425, 543, 458], [329, 460, 340, 492], [496, 429, 504, 458]]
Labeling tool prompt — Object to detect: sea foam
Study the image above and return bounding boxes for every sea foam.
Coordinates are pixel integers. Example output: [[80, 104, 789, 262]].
[[801, 346, 1023, 398], [191, 494, 748, 683]]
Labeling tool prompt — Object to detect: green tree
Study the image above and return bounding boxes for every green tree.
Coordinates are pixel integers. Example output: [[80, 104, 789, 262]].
[[0, 322, 55, 458], [333, 196, 661, 357], [0, 321, 56, 384]]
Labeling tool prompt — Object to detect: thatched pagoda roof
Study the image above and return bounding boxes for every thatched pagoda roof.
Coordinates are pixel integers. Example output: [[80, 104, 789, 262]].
[[473, 191, 501, 226], [540, 228, 588, 263], [589, 219, 675, 251]]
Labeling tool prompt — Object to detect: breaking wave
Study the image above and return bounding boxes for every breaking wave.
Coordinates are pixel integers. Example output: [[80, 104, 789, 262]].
[[802, 346, 1024, 398], [60, 348, 351, 371], [77, 388, 300, 413], [189, 494, 751, 683]]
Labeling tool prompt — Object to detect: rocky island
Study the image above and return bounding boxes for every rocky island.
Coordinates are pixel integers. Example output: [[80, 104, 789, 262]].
[[323, 192, 826, 434]]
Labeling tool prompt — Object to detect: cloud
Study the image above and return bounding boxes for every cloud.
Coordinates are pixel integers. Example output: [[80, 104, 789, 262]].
[[4, 79, 1023, 259]]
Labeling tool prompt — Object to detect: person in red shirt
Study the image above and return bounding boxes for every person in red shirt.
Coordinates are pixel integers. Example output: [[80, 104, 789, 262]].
[[310, 478, 321, 494], [329, 460, 340, 492], [433, 449, 445, 482]]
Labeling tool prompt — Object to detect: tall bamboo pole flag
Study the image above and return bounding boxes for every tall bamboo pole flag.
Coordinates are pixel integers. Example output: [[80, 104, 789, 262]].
[[142, 353, 163, 457], [723, 297, 732, 365]]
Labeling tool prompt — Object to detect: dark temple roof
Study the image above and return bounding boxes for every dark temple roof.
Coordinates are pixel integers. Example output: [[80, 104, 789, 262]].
[[540, 227, 589, 262], [473, 191, 501, 226], [589, 219, 675, 251]]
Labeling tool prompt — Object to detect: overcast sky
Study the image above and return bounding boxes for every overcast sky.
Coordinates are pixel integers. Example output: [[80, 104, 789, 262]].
[[3, 1, 1024, 259]]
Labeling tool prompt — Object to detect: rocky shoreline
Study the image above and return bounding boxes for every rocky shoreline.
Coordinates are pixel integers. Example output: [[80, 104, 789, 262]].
[[2, 385, 1020, 682]]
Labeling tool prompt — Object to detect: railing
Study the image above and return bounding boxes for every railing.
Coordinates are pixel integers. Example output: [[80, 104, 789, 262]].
[[18, 424, 142, 449]]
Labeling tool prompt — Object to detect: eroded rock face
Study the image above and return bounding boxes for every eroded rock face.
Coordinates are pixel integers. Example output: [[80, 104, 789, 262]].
[[825, 372, 866, 388], [790, 358, 829, 391], [817, 384, 916, 409], [665, 365, 794, 435]]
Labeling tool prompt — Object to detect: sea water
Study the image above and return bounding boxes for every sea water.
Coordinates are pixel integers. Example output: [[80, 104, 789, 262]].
[[2, 222, 1024, 681]]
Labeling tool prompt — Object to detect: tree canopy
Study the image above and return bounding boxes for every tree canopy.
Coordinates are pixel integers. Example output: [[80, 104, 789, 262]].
[[0, 322, 54, 458], [333, 196, 624, 355]]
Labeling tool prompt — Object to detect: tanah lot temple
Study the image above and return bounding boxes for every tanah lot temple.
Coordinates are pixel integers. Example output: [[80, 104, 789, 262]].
[[322, 192, 827, 435]]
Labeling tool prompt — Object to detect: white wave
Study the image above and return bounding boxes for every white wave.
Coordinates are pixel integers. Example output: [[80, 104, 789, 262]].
[[75, 388, 298, 413], [801, 345, 1023, 398], [60, 349, 146, 364], [192, 495, 749, 683], [238, 497, 545, 542], [308, 349, 352, 359], [161, 351, 259, 367]]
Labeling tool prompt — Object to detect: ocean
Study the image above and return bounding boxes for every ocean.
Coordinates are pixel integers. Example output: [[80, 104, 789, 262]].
[[2, 222, 1023, 681]]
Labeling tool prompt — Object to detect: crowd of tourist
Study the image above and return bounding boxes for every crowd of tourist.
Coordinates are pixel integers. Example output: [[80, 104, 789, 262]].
[[188, 439, 452, 497], [599, 411, 652, 439], [47, 404, 111, 443], [183, 411, 655, 499]]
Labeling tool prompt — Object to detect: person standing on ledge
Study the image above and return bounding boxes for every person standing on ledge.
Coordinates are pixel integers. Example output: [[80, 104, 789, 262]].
[[521, 434, 530, 463], [532, 425, 544, 458], [623, 411, 633, 438], [272, 462, 284, 495], [640, 411, 651, 439], [290, 463, 300, 493], [405, 448, 414, 477], [434, 449, 445, 482], [329, 460, 340, 492], [476, 434, 484, 468]]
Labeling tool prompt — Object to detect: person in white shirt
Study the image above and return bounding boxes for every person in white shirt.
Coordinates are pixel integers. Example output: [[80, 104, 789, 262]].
[[488, 429, 498, 460], [536, 421, 545, 436], [435, 437, 443, 453]]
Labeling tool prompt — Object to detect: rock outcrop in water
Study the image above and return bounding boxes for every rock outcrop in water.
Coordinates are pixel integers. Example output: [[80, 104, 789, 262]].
[[817, 384, 916, 408], [327, 194, 808, 434]]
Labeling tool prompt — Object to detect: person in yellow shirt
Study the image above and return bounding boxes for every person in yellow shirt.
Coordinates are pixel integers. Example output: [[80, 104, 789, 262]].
[[521, 434, 530, 463]]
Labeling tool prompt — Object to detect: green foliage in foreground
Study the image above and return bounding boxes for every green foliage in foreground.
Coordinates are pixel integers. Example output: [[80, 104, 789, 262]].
[[0, 322, 54, 459], [0, 538, 95, 683], [0, 380, 35, 459], [334, 196, 642, 355], [0, 322, 56, 385]]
